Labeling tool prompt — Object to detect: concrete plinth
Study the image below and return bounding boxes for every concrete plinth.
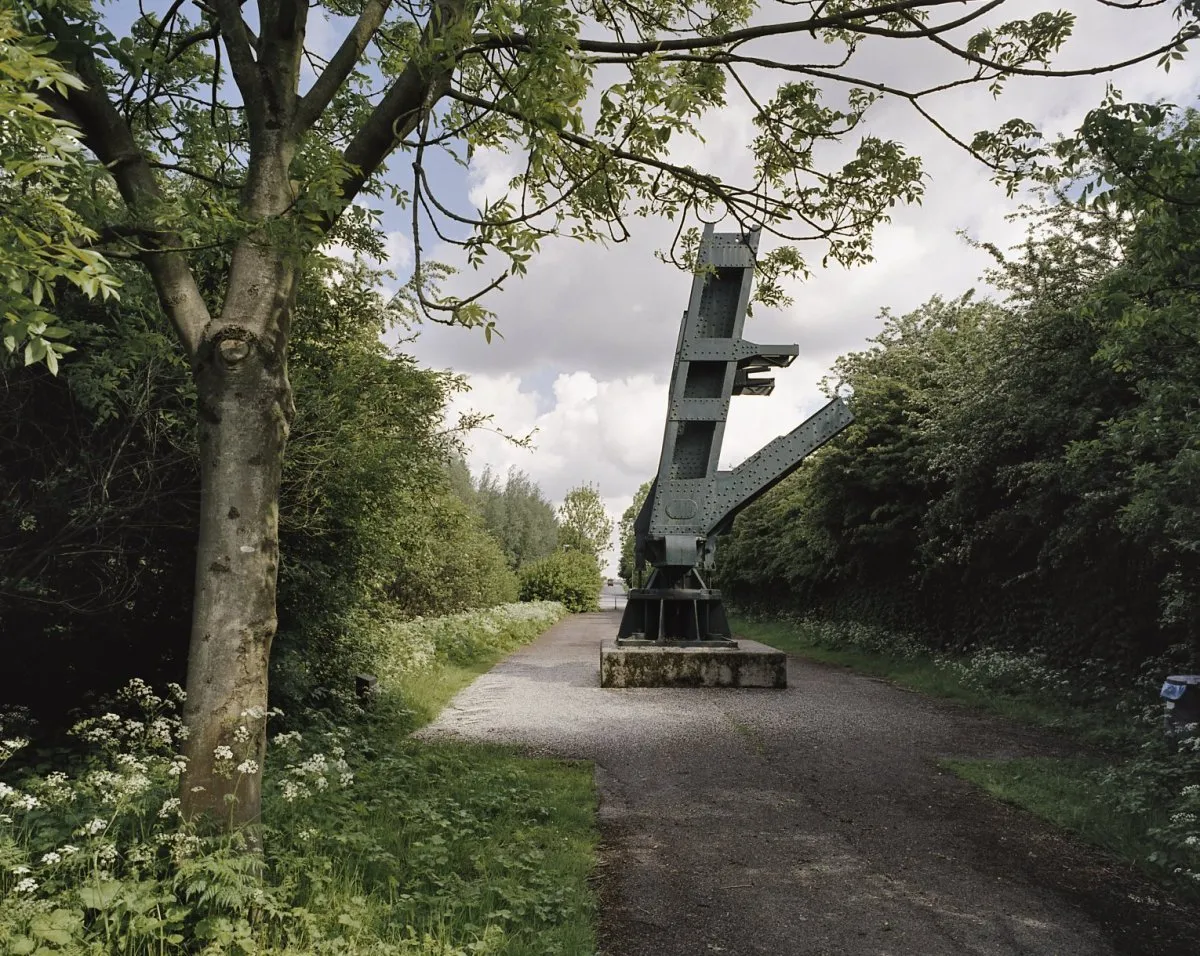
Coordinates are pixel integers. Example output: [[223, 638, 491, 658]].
[[600, 640, 787, 688]]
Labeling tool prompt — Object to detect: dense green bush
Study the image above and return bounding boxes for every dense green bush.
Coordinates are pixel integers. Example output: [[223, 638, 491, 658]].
[[0, 255, 518, 722], [518, 551, 602, 613], [721, 109, 1200, 671]]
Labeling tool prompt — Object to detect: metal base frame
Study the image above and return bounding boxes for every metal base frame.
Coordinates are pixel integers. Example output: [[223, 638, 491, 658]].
[[616, 586, 737, 647]]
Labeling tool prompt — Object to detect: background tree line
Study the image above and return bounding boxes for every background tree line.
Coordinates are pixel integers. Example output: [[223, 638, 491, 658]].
[[718, 105, 1200, 669]]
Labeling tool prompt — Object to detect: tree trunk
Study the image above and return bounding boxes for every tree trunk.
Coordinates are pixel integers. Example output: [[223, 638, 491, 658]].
[[180, 325, 291, 829]]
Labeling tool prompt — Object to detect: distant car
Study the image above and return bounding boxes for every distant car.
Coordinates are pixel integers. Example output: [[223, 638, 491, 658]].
[[606, 578, 615, 586]]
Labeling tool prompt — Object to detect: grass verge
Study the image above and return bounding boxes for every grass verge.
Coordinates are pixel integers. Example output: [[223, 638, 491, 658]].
[[297, 603, 601, 955], [730, 613, 1194, 897], [941, 757, 1170, 872], [271, 713, 598, 955], [731, 614, 1125, 746]]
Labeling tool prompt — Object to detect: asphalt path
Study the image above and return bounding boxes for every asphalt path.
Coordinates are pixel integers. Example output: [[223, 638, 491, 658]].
[[599, 583, 628, 613], [419, 612, 1200, 956]]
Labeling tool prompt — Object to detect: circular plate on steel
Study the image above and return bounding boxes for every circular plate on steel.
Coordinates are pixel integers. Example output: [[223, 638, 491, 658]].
[[665, 498, 699, 520]]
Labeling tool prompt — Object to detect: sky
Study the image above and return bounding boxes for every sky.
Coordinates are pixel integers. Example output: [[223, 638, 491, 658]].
[[317, 1, 1200, 576]]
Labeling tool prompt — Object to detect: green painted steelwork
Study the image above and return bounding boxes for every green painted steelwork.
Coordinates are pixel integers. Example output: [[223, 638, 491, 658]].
[[617, 225, 854, 645]]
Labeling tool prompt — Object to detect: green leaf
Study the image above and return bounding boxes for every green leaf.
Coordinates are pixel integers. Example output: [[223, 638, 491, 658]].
[[79, 881, 123, 910]]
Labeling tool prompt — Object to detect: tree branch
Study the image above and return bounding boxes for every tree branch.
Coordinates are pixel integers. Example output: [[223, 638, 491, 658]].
[[212, 0, 265, 130], [907, 9, 1198, 79], [39, 14, 212, 359], [474, 0, 967, 54], [447, 89, 793, 226], [294, 0, 392, 135], [332, 0, 466, 226]]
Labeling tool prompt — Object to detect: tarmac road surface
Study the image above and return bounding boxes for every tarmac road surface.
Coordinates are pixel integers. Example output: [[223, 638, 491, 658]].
[[419, 612, 1200, 956]]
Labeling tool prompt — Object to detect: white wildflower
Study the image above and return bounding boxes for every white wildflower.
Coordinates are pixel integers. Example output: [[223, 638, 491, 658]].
[[340, 772, 354, 787], [150, 717, 175, 745], [10, 865, 30, 875], [59, 845, 78, 856], [297, 827, 316, 841], [40, 851, 61, 866], [0, 737, 29, 758], [158, 797, 181, 819], [280, 780, 308, 802], [14, 877, 37, 894], [167, 758, 187, 777], [213, 745, 233, 761], [80, 817, 107, 837], [233, 726, 250, 744], [236, 760, 259, 775]]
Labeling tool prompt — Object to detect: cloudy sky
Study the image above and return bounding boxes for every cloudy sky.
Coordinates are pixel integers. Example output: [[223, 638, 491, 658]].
[[328, 2, 1200, 575]]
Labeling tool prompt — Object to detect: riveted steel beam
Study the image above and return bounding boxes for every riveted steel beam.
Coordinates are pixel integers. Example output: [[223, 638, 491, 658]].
[[617, 224, 854, 646]]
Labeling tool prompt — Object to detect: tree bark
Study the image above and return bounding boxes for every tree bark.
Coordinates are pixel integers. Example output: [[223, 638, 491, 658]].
[[180, 321, 292, 827]]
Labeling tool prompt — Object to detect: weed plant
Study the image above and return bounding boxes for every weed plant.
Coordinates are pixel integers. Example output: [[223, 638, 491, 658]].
[[0, 601, 595, 954]]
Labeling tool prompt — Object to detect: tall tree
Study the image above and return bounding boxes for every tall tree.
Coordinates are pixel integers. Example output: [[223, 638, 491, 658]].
[[558, 483, 614, 562], [474, 466, 559, 568], [618, 480, 653, 586], [25, 0, 1196, 828]]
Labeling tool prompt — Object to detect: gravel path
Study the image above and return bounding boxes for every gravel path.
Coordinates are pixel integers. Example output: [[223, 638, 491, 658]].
[[419, 612, 1199, 956]]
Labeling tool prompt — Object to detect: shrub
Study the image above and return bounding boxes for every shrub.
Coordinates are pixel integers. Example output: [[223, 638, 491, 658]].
[[375, 601, 567, 681], [518, 552, 602, 613]]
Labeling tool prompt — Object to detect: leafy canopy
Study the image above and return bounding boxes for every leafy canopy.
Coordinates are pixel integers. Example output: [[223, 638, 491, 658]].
[[0, 0, 118, 373], [25, 0, 1198, 340], [557, 483, 614, 562]]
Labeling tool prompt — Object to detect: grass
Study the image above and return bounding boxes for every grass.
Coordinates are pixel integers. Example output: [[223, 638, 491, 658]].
[[275, 716, 599, 955], [295, 609, 601, 955], [942, 757, 1169, 871], [391, 659, 501, 730], [730, 612, 1189, 895]]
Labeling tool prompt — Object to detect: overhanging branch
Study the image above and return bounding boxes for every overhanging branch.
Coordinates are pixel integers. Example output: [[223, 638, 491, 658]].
[[294, 0, 393, 135]]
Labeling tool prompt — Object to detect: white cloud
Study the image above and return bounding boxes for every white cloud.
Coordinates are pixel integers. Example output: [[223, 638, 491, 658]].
[[402, 5, 1200, 576], [323, 228, 413, 287]]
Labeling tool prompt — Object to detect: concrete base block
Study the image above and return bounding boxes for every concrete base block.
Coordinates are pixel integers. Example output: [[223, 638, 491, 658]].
[[600, 640, 787, 688]]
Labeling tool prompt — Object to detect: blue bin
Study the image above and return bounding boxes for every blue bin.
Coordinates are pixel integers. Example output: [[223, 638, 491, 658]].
[[1161, 675, 1200, 752]]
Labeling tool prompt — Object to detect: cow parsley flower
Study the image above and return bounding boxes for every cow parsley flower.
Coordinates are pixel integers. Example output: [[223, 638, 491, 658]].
[[14, 877, 37, 894], [80, 817, 106, 837], [213, 745, 234, 761]]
